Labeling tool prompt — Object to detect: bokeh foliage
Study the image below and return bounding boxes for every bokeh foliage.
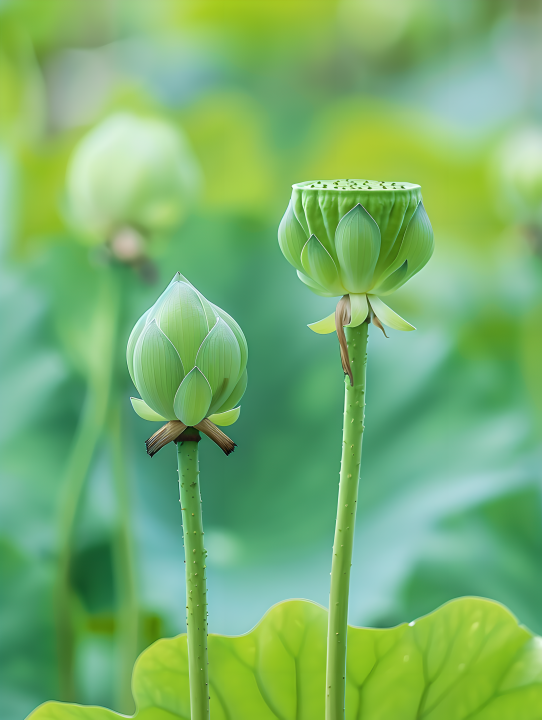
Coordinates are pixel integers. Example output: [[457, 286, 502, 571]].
[[1, 1, 542, 718]]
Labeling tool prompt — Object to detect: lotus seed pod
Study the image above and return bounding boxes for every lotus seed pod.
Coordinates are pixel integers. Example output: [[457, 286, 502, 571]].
[[66, 113, 200, 244], [127, 273, 248, 428], [279, 179, 434, 334], [496, 127, 542, 226]]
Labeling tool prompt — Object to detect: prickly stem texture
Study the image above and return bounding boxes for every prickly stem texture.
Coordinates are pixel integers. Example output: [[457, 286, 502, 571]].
[[178, 440, 209, 720], [326, 322, 369, 720]]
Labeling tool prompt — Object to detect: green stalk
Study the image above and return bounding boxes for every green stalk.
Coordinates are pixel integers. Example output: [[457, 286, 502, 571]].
[[326, 321, 369, 720], [177, 433, 209, 720], [55, 268, 120, 701]]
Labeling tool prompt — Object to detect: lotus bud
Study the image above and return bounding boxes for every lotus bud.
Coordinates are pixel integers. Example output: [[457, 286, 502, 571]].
[[127, 273, 248, 455], [66, 112, 200, 245], [279, 179, 434, 340]]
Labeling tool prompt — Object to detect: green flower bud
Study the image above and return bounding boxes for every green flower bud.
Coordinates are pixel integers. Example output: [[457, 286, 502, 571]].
[[279, 179, 434, 333], [66, 113, 200, 243], [127, 273, 248, 429]]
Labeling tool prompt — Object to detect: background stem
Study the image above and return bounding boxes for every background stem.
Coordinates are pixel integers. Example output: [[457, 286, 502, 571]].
[[55, 269, 119, 701], [177, 437, 209, 720], [108, 399, 139, 714], [326, 322, 369, 720]]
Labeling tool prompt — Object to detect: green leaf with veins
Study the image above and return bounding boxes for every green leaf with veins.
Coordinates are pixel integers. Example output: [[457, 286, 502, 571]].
[[27, 597, 542, 720]]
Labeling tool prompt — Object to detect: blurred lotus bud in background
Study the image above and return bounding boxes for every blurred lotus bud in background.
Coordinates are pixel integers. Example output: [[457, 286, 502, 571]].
[[495, 127, 542, 229], [65, 112, 201, 249], [338, 0, 418, 56]]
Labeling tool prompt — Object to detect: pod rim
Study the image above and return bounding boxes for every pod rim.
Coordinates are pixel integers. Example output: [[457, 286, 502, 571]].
[[292, 179, 421, 192]]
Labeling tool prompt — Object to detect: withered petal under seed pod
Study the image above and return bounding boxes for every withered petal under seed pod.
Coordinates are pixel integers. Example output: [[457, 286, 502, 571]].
[[335, 296, 354, 386], [371, 313, 388, 338]]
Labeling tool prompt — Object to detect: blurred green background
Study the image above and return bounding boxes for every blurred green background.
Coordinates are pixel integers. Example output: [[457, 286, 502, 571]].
[[2, 1, 542, 718]]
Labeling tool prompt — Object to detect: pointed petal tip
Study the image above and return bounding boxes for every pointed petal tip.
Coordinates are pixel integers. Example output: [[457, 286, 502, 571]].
[[130, 397, 167, 422], [368, 295, 416, 332], [308, 311, 336, 334], [371, 314, 389, 338], [301, 235, 344, 296], [173, 367, 212, 427], [208, 406, 241, 427]]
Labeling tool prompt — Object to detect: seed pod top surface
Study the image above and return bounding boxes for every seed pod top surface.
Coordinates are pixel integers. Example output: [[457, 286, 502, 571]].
[[279, 178, 434, 334], [127, 273, 247, 428]]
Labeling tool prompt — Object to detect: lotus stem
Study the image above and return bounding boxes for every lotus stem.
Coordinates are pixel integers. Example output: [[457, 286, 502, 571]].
[[177, 430, 209, 720], [108, 400, 139, 713], [326, 321, 369, 720], [55, 269, 119, 701]]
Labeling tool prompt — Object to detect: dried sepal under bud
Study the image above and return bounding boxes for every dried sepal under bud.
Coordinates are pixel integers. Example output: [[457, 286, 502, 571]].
[[145, 418, 236, 457], [146, 421, 187, 457], [195, 419, 237, 455]]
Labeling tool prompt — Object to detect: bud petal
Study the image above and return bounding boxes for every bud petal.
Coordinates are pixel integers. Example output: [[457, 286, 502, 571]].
[[371, 260, 409, 296], [211, 305, 248, 379], [335, 205, 381, 293], [196, 290, 219, 329], [346, 293, 369, 328], [368, 295, 415, 332], [196, 317, 241, 414], [133, 320, 185, 419], [130, 397, 166, 422], [296, 191, 337, 259], [127, 308, 150, 386], [400, 201, 434, 278], [173, 272, 219, 329], [214, 369, 247, 414], [278, 201, 308, 272], [152, 280, 210, 371], [208, 406, 241, 427], [301, 235, 345, 295], [308, 312, 336, 334], [377, 201, 434, 288], [173, 367, 213, 426], [297, 270, 336, 297]]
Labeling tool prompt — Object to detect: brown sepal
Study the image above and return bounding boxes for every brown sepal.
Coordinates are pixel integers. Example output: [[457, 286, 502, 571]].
[[145, 419, 236, 457], [335, 295, 354, 386], [195, 419, 237, 456], [371, 313, 388, 338], [146, 420, 187, 457]]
